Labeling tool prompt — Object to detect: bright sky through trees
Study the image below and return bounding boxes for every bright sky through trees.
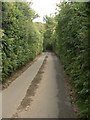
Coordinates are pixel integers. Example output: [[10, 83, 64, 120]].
[[27, 0, 60, 22]]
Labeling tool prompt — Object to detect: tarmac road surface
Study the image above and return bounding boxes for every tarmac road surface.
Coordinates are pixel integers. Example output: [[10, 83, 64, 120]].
[[2, 53, 46, 118], [2, 52, 76, 118]]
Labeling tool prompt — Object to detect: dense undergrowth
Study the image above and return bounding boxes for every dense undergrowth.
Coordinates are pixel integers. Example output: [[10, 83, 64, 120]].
[[43, 2, 89, 118], [1, 2, 43, 82]]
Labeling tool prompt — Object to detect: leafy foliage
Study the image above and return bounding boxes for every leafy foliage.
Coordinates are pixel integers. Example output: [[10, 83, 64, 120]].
[[43, 15, 56, 51], [55, 2, 89, 118], [2, 2, 43, 81], [1, 1, 89, 118], [43, 2, 89, 118]]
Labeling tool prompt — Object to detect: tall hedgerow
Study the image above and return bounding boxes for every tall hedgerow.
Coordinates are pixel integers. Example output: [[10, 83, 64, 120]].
[[43, 2, 89, 118], [2, 2, 43, 81]]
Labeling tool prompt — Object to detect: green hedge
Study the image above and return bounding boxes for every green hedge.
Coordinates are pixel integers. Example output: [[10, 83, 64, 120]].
[[54, 2, 89, 118], [43, 2, 89, 118], [2, 2, 43, 81]]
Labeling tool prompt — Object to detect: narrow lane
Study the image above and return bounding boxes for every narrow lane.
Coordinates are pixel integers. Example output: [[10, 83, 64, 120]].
[[2, 53, 46, 118], [14, 53, 76, 118]]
